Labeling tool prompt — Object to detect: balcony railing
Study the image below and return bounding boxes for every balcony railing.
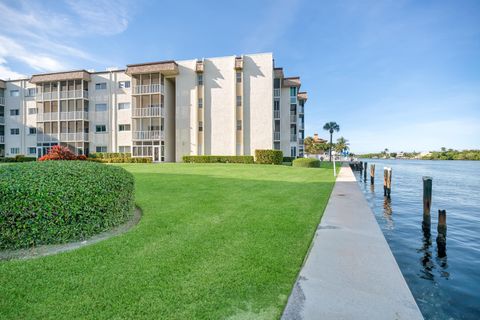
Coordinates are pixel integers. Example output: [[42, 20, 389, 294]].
[[37, 113, 59, 122], [298, 106, 304, 114], [290, 134, 297, 142], [299, 122, 304, 129], [133, 84, 165, 95], [60, 111, 89, 121], [133, 130, 164, 140], [0, 97, 4, 105], [273, 110, 280, 118], [60, 132, 89, 141], [132, 106, 165, 117], [298, 138, 304, 145], [37, 134, 59, 142], [36, 90, 88, 101], [0, 116, 4, 124], [0, 135, 4, 143], [274, 88, 281, 97], [273, 132, 280, 141], [290, 115, 297, 123]]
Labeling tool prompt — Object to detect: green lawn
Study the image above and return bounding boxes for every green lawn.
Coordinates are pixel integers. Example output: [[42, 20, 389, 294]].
[[0, 163, 337, 319]]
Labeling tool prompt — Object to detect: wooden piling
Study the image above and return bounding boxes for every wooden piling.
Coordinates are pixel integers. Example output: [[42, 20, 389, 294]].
[[363, 162, 367, 181], [422, 177, 432, 234], [437, 210, 447, 257], [384, 167, 392, 197], [370, 164, 375, 184]]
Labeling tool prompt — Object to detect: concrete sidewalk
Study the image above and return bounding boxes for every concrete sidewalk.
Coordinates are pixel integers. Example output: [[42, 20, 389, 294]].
[[282, 166, 423, 320]]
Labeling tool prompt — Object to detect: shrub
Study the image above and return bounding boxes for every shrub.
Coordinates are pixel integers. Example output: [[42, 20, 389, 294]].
[[283, 156, 296, 162], [88, 156, 152, 163], [292, 158, 321, 168], [182, 155, 254, 164], [0, 155, 36, 163], [255, 150, 283, 165], [38, 145, 86, 161], [0, 161, 135, 249], [90, 152, 132, 159]]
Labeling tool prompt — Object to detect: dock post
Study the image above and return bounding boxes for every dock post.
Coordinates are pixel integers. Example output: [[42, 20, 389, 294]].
[[383, 168, 387, 196], [384, 167, 392, 198], [370, 164, 375, 184], [437, 210, 447, 257], [422, 177, 432, 234], [363, 162, 367, 181]]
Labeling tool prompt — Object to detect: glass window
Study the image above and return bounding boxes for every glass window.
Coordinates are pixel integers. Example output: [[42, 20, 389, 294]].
[[198, 121, 203, 132], [198, 98, 203, 108], [96, 146, 107, 152], [28, 107, 37, 115], [236, 95, 242, 107], [119, 81, 131, 89], [10, 128, 20, 135], [10, 109, 19, 116], [95, 125, 107, 133], [10, 148, 20, 154], [95, 103, 107, 112], [28, 147, 36, 154], [119, 146, 131, 153], [118, 124, 131, 131], [26, 88, 37, 97], [236, 72, 242, 83], [118, 102, 130, 110], [197, 74, 203, 86], [274, 78, 280, 88], [95, 83, 107, 90], [237, 120, 242, 130], [290, 86, 297, 96], [29, 127, 37, 135], [10, 90, 19, 97]]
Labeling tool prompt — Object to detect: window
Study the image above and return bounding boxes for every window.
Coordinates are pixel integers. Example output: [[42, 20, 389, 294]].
[[119, 146, 131, 153], [28, 107, 37, 115], [198, 98, 203, 108], [10, 128, 19, 135], [26, 88, 36, 97], [10, 90, 19, 97], [236, 71, 242, 83], [28, 147, 36, 155], [197, 74, 203, 86], [96, 146, 107, 153], [119, 81, 130, 89], [118, 124, 131, 131], [29, 127, 37, 135], [274, 78, 280, 88], [198, 121, 203, 132], [10, 148, 20, 155], [95, 82, 107, 90], [95, 125, 107, 133], [118, 102, 130, 110], [237, 120, 242, 131], [274, 142, 280, 150], [236, 95, 242, 107], [291, 146, 297, 157], [290, 86, 297, 96], [10, 109, 19, 116], [95, 103, 107, 112], [274, 100, 280, 110]]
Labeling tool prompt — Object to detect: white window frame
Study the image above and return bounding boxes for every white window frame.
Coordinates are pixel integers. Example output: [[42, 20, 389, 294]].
[[95, 125, 107, 133], [118, 124, 131, 131], [95, 83, 107, 90], [95, 103, 107, 112], [118, 102, 130, 110]]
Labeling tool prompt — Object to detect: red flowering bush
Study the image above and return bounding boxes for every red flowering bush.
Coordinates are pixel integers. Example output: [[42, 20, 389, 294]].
[[38, 145, 86, 161]]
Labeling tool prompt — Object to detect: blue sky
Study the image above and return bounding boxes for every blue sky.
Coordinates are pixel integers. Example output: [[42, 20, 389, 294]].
[[0, 0, 479, 153]]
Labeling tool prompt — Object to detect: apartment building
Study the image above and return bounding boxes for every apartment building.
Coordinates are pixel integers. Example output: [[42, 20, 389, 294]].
[[0, 53, 307, 162]]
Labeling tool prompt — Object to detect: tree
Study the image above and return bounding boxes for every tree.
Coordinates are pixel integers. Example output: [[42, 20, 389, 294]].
[[335, 136, 349, 154], [304, 136, 329, 155], [323, 122, 340, 161]]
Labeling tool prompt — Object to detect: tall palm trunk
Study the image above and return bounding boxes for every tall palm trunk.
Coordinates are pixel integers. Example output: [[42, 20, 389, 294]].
[[329, 130, 333, 162]]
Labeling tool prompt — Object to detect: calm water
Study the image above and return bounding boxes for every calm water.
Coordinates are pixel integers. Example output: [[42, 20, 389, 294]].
[[355, 159, 480, 320]]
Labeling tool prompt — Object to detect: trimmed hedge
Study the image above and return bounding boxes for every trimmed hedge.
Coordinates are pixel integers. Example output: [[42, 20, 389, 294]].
[[292, 158, 321, 168], [0, 155, 37, 163], [183, 155, 254, 164], [283, 156, 296, 162], [89, 152, 132, 159], [255, 150, 283, 165], [89, 157, 152, 163], [0, 161, 135, 249]]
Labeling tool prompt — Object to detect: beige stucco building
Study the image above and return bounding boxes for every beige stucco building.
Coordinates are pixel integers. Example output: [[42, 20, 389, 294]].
[[0, 53, 306, 162]]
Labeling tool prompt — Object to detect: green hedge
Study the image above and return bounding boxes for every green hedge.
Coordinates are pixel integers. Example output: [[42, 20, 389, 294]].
[[89, 152, 132, 159], [255, 150, 283, 165], [292, 158, 321, 168], [0, 155, 37, 163], [183, 155, 254, 164], [0, 161, 135, 249], [88, 157, 152, 163], [283, 156, 296, 162]]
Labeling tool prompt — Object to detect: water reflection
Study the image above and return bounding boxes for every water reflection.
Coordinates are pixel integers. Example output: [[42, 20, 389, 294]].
[[382, 196, 394, 230], [418, 229, 435, 281]]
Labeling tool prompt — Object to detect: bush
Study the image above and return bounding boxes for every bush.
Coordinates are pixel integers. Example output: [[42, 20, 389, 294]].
[[38, 145, 86, 161], [88, 156, 152, 163], [0, 155, 36, 163], [0, 161, 135, 249], [283, 156, 296, 162], [89, 152, 132, 159], [182, 155, 254, 164], [292, 158, 321, 168], [255, 150, 283, 165]]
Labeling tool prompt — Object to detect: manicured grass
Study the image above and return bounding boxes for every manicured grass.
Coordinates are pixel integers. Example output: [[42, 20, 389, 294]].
[[0, 163, 337, 319]]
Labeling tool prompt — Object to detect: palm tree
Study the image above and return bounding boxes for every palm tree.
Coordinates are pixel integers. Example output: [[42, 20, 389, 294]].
[[335, 136, 349, 153], [323, 122, 340, 161]]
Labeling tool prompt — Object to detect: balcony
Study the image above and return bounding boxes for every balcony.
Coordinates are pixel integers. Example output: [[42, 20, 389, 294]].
[[274, 110, 280, 119], [290, 134, 297, 142], [298, 106, 304, 114], [60, 132, 89, 141], [273, 132, 280, 141], [274, 88, 281, 97], [0, 96, 4, 105], [60, 111, 89, 121], [290, 115, 297, 123], [132, 106, 165, 117], [0, 116, 4, 124], [299, 122, 304, 130], [37, 134, 59, 143], [133, 130, 164, 140], [298, 138, 304, 145], [0, 135, 4, 143], [133, 84, 165, 95], [36, 90, 88, 101], [37, 113, 59, 122]]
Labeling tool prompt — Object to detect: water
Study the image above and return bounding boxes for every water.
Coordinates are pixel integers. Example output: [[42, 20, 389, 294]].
[[355, 159, 480, 320]]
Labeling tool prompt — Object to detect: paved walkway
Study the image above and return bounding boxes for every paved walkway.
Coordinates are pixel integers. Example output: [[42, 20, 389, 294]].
[[282, 165, 423, 320]]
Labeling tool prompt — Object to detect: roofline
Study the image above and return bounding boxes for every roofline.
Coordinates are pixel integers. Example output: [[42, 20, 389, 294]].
[[126, 60, 178, 67], [284, 76, 300, 80], [30, 69, 90, 77]]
